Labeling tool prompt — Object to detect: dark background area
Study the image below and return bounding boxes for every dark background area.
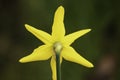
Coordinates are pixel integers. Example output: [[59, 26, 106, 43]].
[[0, 0, 120, 80]]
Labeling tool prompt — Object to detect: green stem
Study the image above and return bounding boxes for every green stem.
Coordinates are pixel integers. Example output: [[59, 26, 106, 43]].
[[56, 52, 61, 80]]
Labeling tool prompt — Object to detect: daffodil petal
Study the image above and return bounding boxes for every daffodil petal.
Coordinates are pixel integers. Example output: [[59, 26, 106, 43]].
[[51, 56, 56, 80], [52, 6, 65, 41], [62, 46, 94, 68], [19, 45, 52, 63], [25, 24, 52, 44], [50, 55, 62, 80], [63, 29, 91, 45]]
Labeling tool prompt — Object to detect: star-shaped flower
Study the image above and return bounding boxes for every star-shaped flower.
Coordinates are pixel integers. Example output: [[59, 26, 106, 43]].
[[19, 6, 93, 80]]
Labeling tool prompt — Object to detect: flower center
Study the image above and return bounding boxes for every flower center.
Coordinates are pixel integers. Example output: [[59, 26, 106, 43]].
[[53, 42, 63, 54]]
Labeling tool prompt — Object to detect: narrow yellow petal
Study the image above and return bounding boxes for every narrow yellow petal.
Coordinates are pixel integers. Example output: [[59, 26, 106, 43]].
[[19, 45, 52, 63], [50, 56, 56, 80], [61, 46, 94, 68], [25, 24, 52, 44], [52, 6, 65, 41], [50, 55, 62, 80], [63, 29, 91, 45]]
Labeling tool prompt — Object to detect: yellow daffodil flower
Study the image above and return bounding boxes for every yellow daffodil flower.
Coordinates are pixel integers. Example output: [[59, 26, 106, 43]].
[[19, 6, 94, 80]]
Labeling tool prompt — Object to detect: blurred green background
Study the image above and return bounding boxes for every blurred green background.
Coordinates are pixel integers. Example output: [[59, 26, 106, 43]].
[[0, 0, 120, 80]]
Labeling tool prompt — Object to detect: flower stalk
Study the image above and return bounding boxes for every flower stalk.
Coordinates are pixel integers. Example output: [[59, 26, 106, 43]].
[[56, 51, 61, 80], [54, 42, 62, 80]]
